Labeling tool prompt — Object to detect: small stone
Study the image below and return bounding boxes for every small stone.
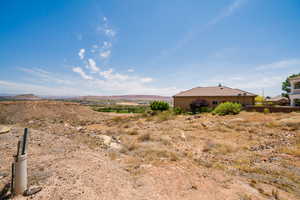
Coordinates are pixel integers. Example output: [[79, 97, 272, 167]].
[[0, 126, 11, 134], [99, 135, 112, 146]]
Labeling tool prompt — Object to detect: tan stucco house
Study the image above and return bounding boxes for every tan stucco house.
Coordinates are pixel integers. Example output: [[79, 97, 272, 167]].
[[173, 85, 256, 111]]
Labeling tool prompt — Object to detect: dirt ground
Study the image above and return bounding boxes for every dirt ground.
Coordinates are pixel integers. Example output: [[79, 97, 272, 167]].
[[0, 101, 299, 200]]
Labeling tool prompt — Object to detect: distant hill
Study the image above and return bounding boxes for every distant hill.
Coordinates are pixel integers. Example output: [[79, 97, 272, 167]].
[[0, 94, 41, 100], [13, 94, 41, 100], [75, 95, 171, 101]]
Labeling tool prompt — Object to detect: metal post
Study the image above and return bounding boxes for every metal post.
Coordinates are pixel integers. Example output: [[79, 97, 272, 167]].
[[11, 163, 14, 197], [14, 154, 27, 195], [13, 128, 29, 195]]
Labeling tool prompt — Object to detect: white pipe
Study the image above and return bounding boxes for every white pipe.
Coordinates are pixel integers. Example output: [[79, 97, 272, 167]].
[[14, 154, 27, 195]]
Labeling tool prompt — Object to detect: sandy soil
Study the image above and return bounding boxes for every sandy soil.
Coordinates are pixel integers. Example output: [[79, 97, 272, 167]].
[[0, 101, 299, 200]]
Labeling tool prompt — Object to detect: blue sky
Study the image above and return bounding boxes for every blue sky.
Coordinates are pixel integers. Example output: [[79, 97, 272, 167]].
[[0, 0, 300, 96]]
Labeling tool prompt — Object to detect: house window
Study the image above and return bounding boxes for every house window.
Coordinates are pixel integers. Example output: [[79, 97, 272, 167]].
[[295, 82, 300, 89], [212, 101, 218, 105]]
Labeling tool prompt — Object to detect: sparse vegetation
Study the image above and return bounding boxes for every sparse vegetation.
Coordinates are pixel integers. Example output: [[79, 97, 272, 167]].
[[263, 108, 270, 114], [92, 105, 148, 113], [150, 101, 169, 111], [173, 107, 184, 115], [1, 101, 300, 199], [213, 102, 242, 115]]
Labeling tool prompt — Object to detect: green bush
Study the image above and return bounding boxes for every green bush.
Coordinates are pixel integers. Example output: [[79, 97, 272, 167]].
[[173, 107, 184, 115], [150, 101, 169, 111], [263, 108, 270, 114], [213, 102, 242, 116]]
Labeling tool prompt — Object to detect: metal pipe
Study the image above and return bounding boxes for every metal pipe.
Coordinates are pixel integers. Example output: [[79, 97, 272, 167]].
[[14, 154, 27, 195], [11, 163, 14, 197], [21, 128, 28, 155], [16, 140, 21, 162]]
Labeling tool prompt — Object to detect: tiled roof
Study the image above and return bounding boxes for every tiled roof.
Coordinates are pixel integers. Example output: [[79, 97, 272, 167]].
[[174, 86, 257, 97]]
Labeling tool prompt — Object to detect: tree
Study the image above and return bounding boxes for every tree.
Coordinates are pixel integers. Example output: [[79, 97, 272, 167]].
[[282, 73, 300, 97], [255, 96, 265, 104]]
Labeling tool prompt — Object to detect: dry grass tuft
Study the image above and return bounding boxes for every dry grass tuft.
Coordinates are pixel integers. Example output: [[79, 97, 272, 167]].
[[137, 133, 151, 142]]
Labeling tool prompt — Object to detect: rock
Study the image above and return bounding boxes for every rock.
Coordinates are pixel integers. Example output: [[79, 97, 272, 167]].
[[0, 172, 8, 179], [180, 132, 186, 140], [228, 118, 244, 123], [24, 186, 42, 196], [0, 126, 11, 134], [99, 135, 112, 146], [76, 126, 85, 132], [109, 142, 122, 151]]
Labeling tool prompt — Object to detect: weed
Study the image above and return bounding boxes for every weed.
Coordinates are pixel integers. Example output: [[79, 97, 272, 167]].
[[137, 133, 151, 142], [127, 129, 139, 135]]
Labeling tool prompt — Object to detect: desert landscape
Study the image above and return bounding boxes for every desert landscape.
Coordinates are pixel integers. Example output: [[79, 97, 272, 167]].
[[0, 100, 299, 200]]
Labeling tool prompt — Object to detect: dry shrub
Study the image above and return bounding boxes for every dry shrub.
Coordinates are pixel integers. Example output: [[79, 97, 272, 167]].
[[135, 148, 179, 162], [279, 146, 300, 157], [155, 111, 175, 122], [127, 142, 139, 151], [127, 129, 139, 135], [138, 133, 151, 142], [158, 135, 172, 145], [202, 141, 236, 155]]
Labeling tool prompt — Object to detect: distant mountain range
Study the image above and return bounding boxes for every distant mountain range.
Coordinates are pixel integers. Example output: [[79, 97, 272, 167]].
[[0, 94, 172, 102], [70, 95, 172, 101], [0, 94, 41, 100]]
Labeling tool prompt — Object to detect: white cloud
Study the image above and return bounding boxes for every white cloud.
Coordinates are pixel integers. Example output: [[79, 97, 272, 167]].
[[19, 67, 72, 85], [140, 77, 153, 83], [99, 68, 129, 81], [103, 16, 107, 22], [78, 49, 85, 60], [100, 50, 111, 59], [72, 67, 93, 80], [87, 59, 100, 73], [104, 29, 116, 37], [0, 80, 92, 96], [102, 41, 112, 49], [128, 68, 134, 72], [209, 0, 246, 25], [255, 58, 300, 70]]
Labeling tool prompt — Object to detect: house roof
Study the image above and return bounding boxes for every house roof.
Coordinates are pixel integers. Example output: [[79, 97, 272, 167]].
[[173, 86, 257, 97], [265, 95, 289, 102], [289, 75, 300, 81]]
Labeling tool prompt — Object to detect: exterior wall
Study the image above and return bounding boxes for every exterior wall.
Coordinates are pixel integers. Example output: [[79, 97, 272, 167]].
[[173, 96, 255, 111], [289, 94, 300, 106], [245, 106, 300, 113]]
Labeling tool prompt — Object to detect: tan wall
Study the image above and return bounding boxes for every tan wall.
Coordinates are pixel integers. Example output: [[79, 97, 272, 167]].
[[173, 96, 255, 111]]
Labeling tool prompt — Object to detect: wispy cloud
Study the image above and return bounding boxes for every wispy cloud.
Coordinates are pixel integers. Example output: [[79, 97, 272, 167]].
[[208, 0, 246, 25], [78, 48, 85, 60], [98, 16, 117, 38], [128, 68, 134, 73], [201, 58, 300, 96], [4, 16, 180, 96], [2, 66, 179, 95], [19, 67, 72, 85], [72, 67, 93, 80], [140, 77, 153, 83], [255, 58, 300, 70], [86, 58, 100, 73], [0, 80, 90, 96], [100, 50, 111, 59], [159, 0, 247, 58]]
